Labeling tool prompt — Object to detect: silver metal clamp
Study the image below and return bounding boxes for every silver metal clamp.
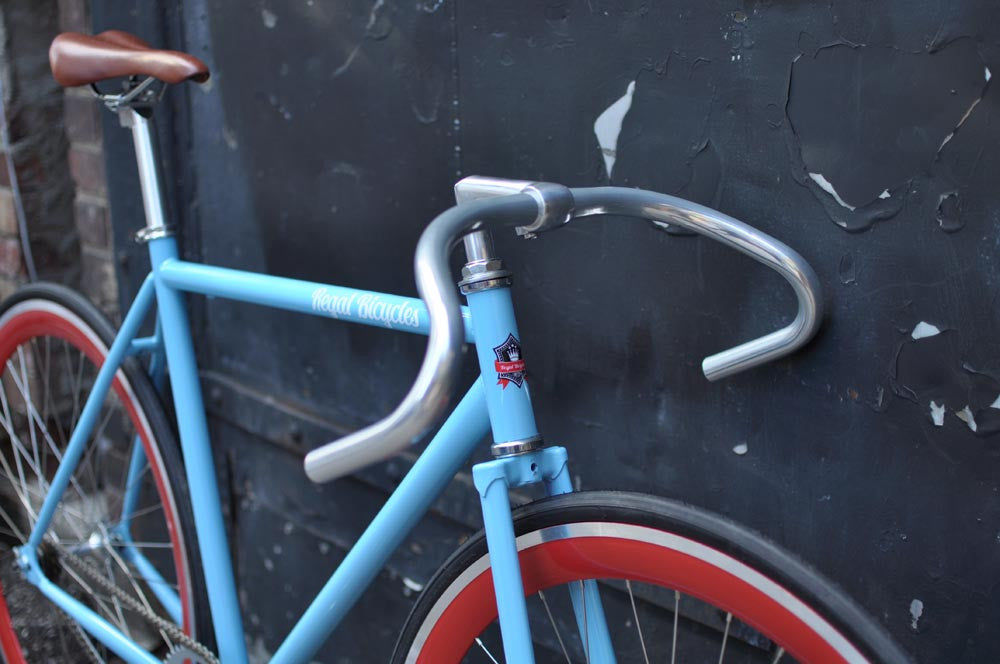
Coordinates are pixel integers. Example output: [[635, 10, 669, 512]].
[[453, 176, 574, 238]]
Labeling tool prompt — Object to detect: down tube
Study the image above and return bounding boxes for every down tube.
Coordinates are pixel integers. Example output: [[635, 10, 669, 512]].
[[271, 379, 492, 664]]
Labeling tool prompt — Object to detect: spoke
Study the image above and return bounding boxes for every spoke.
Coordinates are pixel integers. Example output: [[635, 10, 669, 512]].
[[108, 461, 150, 517], [0, 438, 38, 525], [59, 559, 119, 620], [117, 541, 174, 549], [123, 501, 163, 521], [16, 347, 42, 492], [0, 378, 35, 519], [77, 405, 117, 490], [625, 580, 650, 664], [717, 612, 732, 664], [0, 501, 25, 541], [537, 590, 571, 664], [474, 637, 501, 664], [71, 345, 86, 429], [99, 535, 173, 647], [580, 580, 590, 664], [771, 646, 785, 663], [103, 554, 132, 639], [33, 337, 70, 473], [671, 589, 680, 664], [5, 357, 94, 506]]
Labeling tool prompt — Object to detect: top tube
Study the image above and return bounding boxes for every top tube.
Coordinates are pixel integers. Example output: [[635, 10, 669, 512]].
[[155, 258, 476, 343]]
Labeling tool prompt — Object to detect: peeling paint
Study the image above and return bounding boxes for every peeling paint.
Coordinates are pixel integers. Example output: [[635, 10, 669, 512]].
[[593, 80, 636, 180], [890, 328, 1000, 437], [910, 598, 924, 630], [787, 39, 987, 232], [929, 401, 946, 426], [808, 172, 856, 211], [936, 191, 963, 233], [911, 321, 941, 340], [957, 405, 978, 432], [732, 442, 748, 455], [417, 0, 444, 12]]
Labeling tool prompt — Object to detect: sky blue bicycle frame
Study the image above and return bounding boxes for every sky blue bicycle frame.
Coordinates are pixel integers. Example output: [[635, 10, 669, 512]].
[[11, 107, 611, 664], [12, 82, 823, 662]]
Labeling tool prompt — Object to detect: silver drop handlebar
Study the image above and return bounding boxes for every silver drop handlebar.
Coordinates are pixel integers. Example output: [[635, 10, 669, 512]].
[[303, 178, 823, 483]]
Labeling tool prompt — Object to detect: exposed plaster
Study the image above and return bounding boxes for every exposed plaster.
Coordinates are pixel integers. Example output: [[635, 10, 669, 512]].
[[911, 321, 941, 340], [956, 405, 978, 432], [593, 80, 636, 180], [910, 599, 924, 631], [929, 401, 946, 426], [808, 172, 855, 212]]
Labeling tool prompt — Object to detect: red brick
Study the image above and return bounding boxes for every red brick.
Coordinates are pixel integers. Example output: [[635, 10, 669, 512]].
[[75, 195, 110, 248], [64, 95, 102, 144], [0, 238, 23, 278], [0, 189, 16, 236], [68, 145, 106, 194]]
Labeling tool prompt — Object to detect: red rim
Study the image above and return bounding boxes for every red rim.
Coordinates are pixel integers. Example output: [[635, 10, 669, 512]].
[[0, 305, 192, 661], [414, 530, 860, 663]]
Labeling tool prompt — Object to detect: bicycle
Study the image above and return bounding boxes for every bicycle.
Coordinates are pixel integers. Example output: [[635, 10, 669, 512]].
[[0, 30, 910, 663]]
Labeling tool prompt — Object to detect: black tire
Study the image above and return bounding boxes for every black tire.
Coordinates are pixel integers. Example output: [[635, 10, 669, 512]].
[[392, 491, 910, 663], [0, 283, 214, 660]]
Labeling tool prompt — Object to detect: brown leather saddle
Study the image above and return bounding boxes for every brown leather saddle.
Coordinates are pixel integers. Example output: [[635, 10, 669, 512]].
[[49, 30, 209, 87]]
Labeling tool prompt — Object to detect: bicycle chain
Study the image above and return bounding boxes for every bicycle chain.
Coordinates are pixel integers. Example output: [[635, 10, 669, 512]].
[[52, 541, 219, 664]]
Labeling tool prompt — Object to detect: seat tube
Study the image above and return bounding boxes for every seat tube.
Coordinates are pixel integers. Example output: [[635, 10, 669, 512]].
[[128, 105, 249, 663]]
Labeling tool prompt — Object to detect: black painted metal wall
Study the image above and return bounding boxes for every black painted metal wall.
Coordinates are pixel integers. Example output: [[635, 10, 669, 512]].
[[93, 1, 1000, 661]]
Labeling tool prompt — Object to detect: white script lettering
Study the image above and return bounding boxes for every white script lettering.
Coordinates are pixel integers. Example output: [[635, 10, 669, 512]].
[[311, 287, 421, 329]]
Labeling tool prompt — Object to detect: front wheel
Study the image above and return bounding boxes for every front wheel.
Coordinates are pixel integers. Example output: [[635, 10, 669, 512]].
[[392, 491, 909, 664]]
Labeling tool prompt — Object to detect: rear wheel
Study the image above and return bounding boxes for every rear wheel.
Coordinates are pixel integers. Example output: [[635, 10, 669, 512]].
[[0, 284, 213, 661], [392, 491, 909, 664]]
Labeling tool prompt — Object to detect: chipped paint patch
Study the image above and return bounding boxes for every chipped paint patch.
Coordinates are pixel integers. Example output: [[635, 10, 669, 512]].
[[878, 189, 891, 199], [991, 394, 1000, 410], [261, 8, 277, 29], [957, 405, 978, 432], [593, 80, 636, 180], [402, 577, 424, 594], [929, 401, 946, 426], [911, 321, 941, 340], [732, 442, 748, 455], [808, 173, 856, 211], [909, 598, 924, 630], [987, 67, 993, 82]]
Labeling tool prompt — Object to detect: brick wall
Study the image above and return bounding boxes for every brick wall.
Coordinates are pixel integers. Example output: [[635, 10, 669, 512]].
[[0, 0, 118, 319]]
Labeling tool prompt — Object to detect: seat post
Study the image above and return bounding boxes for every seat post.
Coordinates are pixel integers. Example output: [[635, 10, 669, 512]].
[[120, 107, 172, 240]]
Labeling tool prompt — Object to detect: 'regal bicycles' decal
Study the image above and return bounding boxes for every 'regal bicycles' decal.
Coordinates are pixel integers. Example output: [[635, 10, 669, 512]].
[[311, 287, 421, 328], [493, 333, 526, 389]]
